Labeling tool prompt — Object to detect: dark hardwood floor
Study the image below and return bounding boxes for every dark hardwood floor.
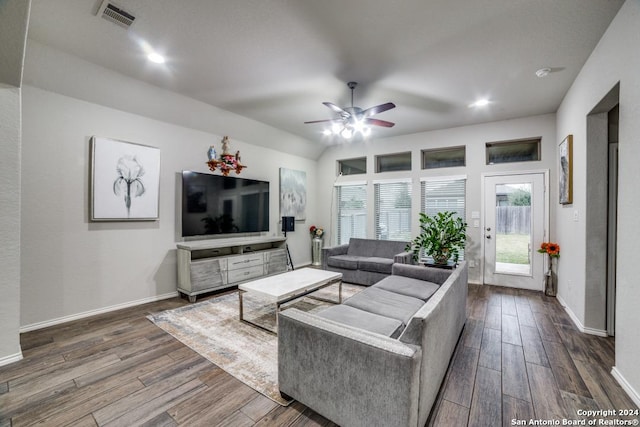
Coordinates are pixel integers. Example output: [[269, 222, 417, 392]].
[[1, 284, 636, 426]]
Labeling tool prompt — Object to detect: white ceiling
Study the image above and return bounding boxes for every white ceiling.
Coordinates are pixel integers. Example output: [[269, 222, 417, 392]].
[[27, 0, 624, 145]]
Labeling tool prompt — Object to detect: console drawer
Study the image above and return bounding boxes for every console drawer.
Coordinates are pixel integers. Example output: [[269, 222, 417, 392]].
[[227, 253, 264, 270], [228, 264, 264, 283]]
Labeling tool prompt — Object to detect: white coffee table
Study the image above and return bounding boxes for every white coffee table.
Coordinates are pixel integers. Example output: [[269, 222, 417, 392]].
[[238, 268, 343, 334]]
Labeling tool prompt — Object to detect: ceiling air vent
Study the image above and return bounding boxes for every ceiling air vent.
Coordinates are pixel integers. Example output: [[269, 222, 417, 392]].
[[96, 0, 136, 29]]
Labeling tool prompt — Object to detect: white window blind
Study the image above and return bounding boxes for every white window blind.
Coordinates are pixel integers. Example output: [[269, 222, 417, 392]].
[[336, 184, 367, 245], [374, 180, 412, 241], [420, 177, 466, 261]]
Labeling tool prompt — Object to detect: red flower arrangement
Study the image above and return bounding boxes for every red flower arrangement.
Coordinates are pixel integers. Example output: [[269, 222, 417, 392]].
[[538, 242, 560, 258], [309, 225, 325, 238]]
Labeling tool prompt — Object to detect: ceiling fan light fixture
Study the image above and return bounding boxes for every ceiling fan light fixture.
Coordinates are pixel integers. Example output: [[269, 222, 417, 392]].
[[341, 128, 353, 139], [304, 81, 396, 140]]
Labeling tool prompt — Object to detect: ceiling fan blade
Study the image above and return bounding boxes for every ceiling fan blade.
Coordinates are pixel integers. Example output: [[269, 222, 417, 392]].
[[365, 118, 395, 128], [304, 119, 337, 124], [363, 102, 396, 117], [323, 102, 349, 116]]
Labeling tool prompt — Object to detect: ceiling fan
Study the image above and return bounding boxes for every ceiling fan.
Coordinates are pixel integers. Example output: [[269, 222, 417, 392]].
[[304, 81, 395, 138]]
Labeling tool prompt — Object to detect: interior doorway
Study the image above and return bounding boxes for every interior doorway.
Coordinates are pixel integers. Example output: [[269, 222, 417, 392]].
[[585, 83, 619, 336], [483, 172, 547, 290], [606, 105, 619, 336]]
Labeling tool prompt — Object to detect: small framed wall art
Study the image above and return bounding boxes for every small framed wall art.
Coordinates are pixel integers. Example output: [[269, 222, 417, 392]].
[[90, 136, 161, 221], [558, 134, 573, 205]]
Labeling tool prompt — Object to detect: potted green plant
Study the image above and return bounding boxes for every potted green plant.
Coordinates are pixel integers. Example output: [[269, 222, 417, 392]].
[[406, 211, 467, 265]]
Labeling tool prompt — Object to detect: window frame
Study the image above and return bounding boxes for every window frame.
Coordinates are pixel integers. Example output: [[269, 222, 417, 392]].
[[420, 175, 467, 262], [335, 181, 367, 245], [373, 178, 412, 241]]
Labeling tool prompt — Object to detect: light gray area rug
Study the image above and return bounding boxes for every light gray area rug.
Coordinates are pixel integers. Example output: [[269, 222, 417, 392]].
[[147, 283, 363, 406]]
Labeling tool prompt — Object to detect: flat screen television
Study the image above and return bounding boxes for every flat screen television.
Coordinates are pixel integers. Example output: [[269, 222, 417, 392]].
[[181, 171, 269, 237]]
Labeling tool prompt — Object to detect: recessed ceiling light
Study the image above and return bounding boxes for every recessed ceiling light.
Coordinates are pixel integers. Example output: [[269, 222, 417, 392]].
[[147, 52, 165, 64], [469, 99, 490, 108], [535, 67, 551, 78]]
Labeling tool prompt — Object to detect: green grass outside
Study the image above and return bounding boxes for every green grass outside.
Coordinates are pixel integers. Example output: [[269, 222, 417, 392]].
[[495, 233, 530, 264]]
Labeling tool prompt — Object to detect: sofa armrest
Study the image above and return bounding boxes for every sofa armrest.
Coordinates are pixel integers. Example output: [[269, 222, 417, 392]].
[[394, 251, 414, 264], [278, 308, 421, 427], [321, 244, 349, 269], [392, 262, 455, 285]]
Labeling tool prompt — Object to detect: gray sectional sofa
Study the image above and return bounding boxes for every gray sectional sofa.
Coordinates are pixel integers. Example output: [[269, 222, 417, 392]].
[[321, 238, 412, 286], [278, 261, 468, 427]]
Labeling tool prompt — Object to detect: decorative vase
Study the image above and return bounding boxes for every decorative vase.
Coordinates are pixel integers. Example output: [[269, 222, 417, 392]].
[[544, 257, 557, 297], [311, 237, 323, 266], [432, 250, 450, 265]]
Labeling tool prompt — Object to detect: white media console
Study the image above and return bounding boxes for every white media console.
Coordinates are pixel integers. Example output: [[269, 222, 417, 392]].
[[176, 236, 288, 302]]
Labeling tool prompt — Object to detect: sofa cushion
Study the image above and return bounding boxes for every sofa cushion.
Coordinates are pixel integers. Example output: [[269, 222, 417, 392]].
[[346, 238, 408, 259], [358, 257, 394, 274], [344, 287, 424, 325], [373, 276, 440, 301], [317, 304, 405, 338], [327, 255, 360, 270]]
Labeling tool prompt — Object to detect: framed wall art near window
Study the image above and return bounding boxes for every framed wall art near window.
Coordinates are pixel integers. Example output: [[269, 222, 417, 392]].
[[279, 167, 307, 221], [90, 136, 161, 221], [558, 134, 573, 205]]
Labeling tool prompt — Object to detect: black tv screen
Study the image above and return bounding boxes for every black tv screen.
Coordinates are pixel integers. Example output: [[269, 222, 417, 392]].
[[181, 171, 269, 237]]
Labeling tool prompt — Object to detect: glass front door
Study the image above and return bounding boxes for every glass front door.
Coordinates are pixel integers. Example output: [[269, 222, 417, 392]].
[[483, 173, 546, 290]]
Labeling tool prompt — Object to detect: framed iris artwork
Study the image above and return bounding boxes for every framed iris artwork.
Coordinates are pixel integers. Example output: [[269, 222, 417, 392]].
[[90, 136, 161, 221], [558, 134, 573, 205]]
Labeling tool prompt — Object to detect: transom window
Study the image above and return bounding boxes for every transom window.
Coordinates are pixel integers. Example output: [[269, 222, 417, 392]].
[[486, 138, 541, 165], [375, 152, 412, 173], [338, 157, 367, 176], [422, 146, 466, 169]]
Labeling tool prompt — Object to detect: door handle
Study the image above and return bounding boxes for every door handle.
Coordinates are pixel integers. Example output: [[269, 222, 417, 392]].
[[486, 235, 492, 239]]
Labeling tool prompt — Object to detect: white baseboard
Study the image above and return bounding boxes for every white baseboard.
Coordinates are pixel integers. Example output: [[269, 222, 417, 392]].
[[611, 367, 640, 408], [0, 351, 23, 367], [556, 294, 607, 337], [20, 291, 179, 333]]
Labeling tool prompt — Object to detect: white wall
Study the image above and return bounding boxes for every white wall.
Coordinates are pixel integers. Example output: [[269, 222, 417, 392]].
[[0, 87, 24, 363], [0, 0, 30, 366], [24, 40, 323, 161], [20, 53, 318, 329], [316, 114, 557, 284], [556, 0, 640, 404]]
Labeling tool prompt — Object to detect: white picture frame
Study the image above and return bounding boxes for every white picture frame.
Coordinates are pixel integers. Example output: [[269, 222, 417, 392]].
[[90, 136, 160, 221], [279, 168, 307, 221], [559, 134, 573, 205]]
